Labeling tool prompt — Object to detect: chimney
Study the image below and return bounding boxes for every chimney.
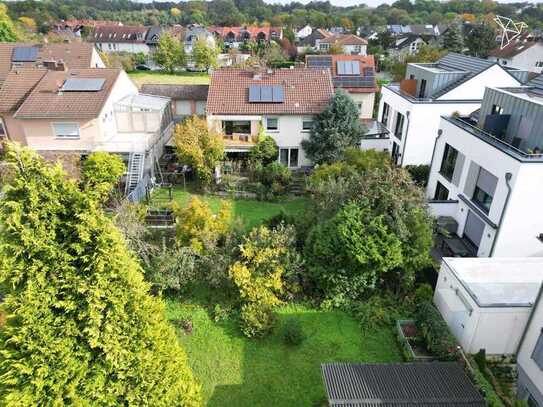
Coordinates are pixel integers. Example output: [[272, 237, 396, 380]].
[[43, 60, 57, 70], [56, 60, 67, 71]]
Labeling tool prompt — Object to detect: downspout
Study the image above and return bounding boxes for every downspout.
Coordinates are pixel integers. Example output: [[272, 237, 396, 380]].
[[489, 172, 513, 257], [399, 111, 410, 166], [516, 282, 543, 355], [428, 128, 443, 178]]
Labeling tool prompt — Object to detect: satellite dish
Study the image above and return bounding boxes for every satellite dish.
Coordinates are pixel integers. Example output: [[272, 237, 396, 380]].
[[494, 15, 528, 50]]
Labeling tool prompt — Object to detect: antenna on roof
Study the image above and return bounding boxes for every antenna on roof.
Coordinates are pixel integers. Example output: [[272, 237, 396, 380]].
[[494, 15, 528, 50]]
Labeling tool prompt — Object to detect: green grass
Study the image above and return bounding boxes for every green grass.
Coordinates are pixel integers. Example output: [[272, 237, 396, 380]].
[[151, 187, 310, 231], [128, 71, 210, 87], [166, 297, 402, 406]]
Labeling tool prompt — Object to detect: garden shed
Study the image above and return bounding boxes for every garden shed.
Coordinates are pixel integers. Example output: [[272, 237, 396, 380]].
[[434, 257, 543, 355]]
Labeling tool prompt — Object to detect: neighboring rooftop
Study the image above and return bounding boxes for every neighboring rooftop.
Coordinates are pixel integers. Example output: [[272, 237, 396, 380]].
[[141, 84, 209, 100], [0, 68, 47, 113], [319, 33, 368, 46], [322, 362, 485, 406], [306, 54, 377, 92], [14, 68, 121, 119], [206, 67, 333, 115], [208, 26, 282, 41], [443, 257, 543, 307], [489, 34, 540, 59], [92, 25, 148, 43], [0, 42, 98, 83]]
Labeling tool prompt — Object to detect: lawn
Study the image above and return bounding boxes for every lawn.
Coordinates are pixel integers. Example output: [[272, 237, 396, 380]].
[[128, 71, 210, 87], [166, 297, 402, 407], [151, 187, 310, 231]]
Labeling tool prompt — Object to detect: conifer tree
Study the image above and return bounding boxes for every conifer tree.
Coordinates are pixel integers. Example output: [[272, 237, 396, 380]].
[[0, 145, 201, 406], [442, 24, 464, 53]]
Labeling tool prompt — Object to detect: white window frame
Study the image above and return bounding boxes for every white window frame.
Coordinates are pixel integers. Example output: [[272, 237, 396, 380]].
[[278, 147, 300, 168], [0, 117, 6, 138], [266, 117, 279, 132], [52, 122, 80, 139], [302, 117, 314, 132]]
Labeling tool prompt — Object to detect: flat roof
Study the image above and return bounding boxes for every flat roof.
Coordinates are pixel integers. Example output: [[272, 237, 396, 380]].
[[443, 257, 543, 307]]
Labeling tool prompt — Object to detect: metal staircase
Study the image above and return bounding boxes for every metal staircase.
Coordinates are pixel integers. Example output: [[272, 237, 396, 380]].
[[125, 153, 145, 194]]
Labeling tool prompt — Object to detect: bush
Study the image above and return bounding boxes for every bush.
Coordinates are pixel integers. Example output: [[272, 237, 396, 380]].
[[469, 360, 506, 407], [249, 134, 278, 165], [282, 319, 305, 346], [414, 283, 434, 304], [415, 301, 459, 360], [146, 247, 197, 292], [405, 164, 430, 187], [240, 303, 275, 338], [258, 162, 292, 187], [349, 295, 412, 330]]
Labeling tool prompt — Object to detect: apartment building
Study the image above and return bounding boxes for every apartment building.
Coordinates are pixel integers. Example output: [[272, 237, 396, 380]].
[[489, 34, 543, 74], [206, 67, 334, 168], [378, 53, 528, 166], [209, 26, 282, 49], [317, 34, 368, 56], [93, 25, 151, 54], [426, 76, 543, 258], [0, 67, 173, 196]]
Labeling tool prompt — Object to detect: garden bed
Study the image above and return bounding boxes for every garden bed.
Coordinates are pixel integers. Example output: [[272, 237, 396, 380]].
[[396, 319, 435, 362]]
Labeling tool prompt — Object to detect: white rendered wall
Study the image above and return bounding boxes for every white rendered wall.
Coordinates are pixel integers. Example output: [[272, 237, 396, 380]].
[[518, 298, 543, 402], [490, 43, 543, 74], [265, 115, 312, 167], [350, 92, 375, 119]]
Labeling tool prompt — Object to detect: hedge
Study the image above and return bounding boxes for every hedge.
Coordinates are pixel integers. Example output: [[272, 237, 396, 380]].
[[415, 301, 460, 361]]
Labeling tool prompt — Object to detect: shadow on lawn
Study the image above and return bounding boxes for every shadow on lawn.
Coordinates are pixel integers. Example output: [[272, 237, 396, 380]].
[[206, 310, 359, 407]]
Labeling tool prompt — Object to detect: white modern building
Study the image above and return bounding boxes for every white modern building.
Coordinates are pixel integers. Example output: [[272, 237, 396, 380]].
[[206, 67, 334, 168], [517, 280, 543, 406], [378, 53, 528, 166], [427, 76, 543, 258], [93, 25, 151, 54], [434, 257, 543, 355], [489, 34, 543, 74]]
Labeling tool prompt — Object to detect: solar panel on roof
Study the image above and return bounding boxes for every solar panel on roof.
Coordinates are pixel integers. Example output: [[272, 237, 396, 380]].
[[272, 86, 284, 102], [249, 84, 261, 102], [351, 61, 360, 75], [337, 61, 360, 76], [307, 56, 332, 68], [261, 86, 273, 102], [12, 46, 39, 62], [61, 78, 106, 92]]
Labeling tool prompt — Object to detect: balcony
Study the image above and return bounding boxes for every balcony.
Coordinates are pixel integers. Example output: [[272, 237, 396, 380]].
[[223, 133, 258, 152], [386, 82, 433, 102], [444, 116, 543, 162]]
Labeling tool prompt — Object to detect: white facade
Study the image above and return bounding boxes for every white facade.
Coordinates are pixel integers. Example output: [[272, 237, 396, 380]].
[[95, 42, 150, 54], [207, 114, 314, 168], [517, 284, 543, 406], [296, 25, 312, 40], [91, 47, 106, 68], [434, 257, 543, 355], [489, 42, 543, 74], [378, 63, 523, 166], [343, 44, 367, 56], [427, 117, 543, 258]]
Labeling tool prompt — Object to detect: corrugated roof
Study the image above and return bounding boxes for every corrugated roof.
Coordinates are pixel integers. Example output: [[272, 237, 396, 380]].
[[141, 84, 209, 100], [437, 52, 494, 74], [322, 362, 486, 407], [527, 73, 543, 91], [206, 67, 334, 115]]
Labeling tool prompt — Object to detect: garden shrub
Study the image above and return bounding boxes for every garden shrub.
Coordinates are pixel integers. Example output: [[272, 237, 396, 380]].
[[239, 302, 276, 338], [258, 162, 291, 187], [173, 196, 231, 253], [469, 361, 505, 407], [405, 164, 430, 187], [249, 134, 278, 165], [415, 301, 459, 360], [414, 283, 434, 304], [309, 161, 355, 184], [81, 151, 125, 200], [146, 247, 197, 292], [343, 148, 391, 172], [349, 294, 412, 330], [282, 318, 305, 346]]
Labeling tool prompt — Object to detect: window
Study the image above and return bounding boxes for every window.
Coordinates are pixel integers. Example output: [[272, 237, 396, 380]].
[[223, 120, 250, 135], [531, 329, 543, 371], [302, 118, 313, 131], [527, 395, 539, 407], [279, 148, 299, 168], [175, 100, 192, 116], [472, 167, 497, 214], [418, 79, 427, 98], [52, 123, 80, 139], [381, 103, 390, 127], [491, 104, 504, 115], [536, 61, 543, 68], [354, 45, 361, 53], [391, 142, 401, 165], [463, 210, 485, 249], [394, 112, 405, 139], [439, 144, 458, 181], [266, 117, 279, 131], [357, 103, 363, 114], [319, 43, 330, 51], [195, 101, 206, 115], [0, 118, 6, 138], [434, 182, 449, 200]]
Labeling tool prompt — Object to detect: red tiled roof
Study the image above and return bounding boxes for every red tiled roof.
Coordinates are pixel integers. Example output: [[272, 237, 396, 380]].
[[489, 35, 540, 59], [92, 25, 148, 43], [0, 42, 97, 83], [209, 26, 282, 41], [15, 68, 121, 119], [207, 67, 334, 115], [0, 68, 47, 113], [320, 34, 368, 46]]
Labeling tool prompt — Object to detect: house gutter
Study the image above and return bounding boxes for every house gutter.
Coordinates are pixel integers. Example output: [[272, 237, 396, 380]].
[[428, 128, 443, 176], [489, 172, 513, 256], [399, 111, 410, 166], [516, 281, 543, 355]]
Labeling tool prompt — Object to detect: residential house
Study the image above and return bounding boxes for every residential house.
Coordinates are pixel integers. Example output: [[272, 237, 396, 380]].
[[183, 25, 216, 54], [426, 77, 543, 258], [206, 67, 334, 168], [434, 257, 543, 355], [209, 26, 282, 49], [321, 362, 485, 406], [296, 25, 312, 40], [0, 42, 105, 85], [378, 52, 527, 166], [317, 34, 368, 56], [517, 279, 543, 406], [141, 84, 208, 120], [92, 25, 150, 54], [388, 34, 426, 60], [297, 28, 332, 53], [0, 67, 173, 196], [488, 34, 543, 74]]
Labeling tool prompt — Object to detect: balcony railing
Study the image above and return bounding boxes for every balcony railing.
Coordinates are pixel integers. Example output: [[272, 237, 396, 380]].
[[223, 133, 258, 145], [444, 116, 543, 162]]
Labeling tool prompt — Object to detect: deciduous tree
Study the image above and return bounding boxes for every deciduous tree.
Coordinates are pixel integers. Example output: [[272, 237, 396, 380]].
[[153, 32, 186, 73], [466, 22, 496, 58], [0, 144, 201, 406], [0, 4, 17, 42], [192, 38, 219, 70]]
